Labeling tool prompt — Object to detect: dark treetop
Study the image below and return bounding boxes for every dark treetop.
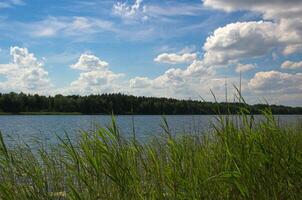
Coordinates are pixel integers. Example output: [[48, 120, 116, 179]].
[[0, 92, 301, 115]]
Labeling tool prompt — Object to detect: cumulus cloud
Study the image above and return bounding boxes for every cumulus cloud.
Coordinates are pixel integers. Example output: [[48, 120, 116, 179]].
[[152, 60, 214, 88], [203, 20, 302, 66], [0, 47, 52, 93], [283, 44, 302, 56], [71, 54, 109, 71], [203, 21, 279, 66], [235, 63, 256, 73], [203, 0, 302, 59], [278, 19, 302, 54], [154, 53, 197, 64], [248, 71, 302, 94], [281, 60, 302, 69], [64, 53, 125, 95], [65, 54, 219, 98], [201, 0, 302, 105], [129, 77, 152, 88], [129, 59, 219, 99], [113, 0, 148, 21]]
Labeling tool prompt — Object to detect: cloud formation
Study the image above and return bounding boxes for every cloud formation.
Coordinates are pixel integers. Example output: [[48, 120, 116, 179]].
[[235, 63, 256, 73], [203, 0, 302, 19], [0, 0, 24, 8], [0, 15, 157, 41], [129, 77, 151, 89], [0, 47, 52, 93], [113, 0, 148, 21], [129, 59, 219, 99], [154, 53, 197, 64], [64, 53, 124, 95], [0, 1, 301, 105], [203, 21, 279, 66], [144, 3, 205, 17], [71, 54, 109, 71], [281, 60, 302, 69], [249, 71, 302, 94], [29, 16, 115, 38], [203, 0, 302, 59]]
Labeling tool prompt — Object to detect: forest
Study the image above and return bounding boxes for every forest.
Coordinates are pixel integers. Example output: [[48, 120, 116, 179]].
[[0, 92, 301, 115]]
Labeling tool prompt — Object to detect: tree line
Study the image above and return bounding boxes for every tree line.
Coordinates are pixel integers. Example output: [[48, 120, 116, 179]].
[[0, 92, 301, 115]]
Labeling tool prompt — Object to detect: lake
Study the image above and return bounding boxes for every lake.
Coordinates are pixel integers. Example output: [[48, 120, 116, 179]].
[[0, 115, 301, 145]]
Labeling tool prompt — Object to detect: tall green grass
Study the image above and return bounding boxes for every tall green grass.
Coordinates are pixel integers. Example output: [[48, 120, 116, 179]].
[[0, 111, 301, 199]]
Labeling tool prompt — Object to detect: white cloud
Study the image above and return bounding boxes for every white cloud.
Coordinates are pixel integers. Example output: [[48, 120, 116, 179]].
[[64, 53, 125, 95], [281, 60, 302, 69], [203, 20, 302, 66], [30, 17, 66, 37], [0, 0, 24, 8], [145, 3, 205, 17], [113, 0, 148, 21], [112, 1, 205, 23], [283, 44, 302, 55], [235, 63, 256, 73], [0, 47, 52, 93], [29, 16, 115, 38], [35, 27, 57, 37], [247, 70, 302, 105], [203, 0, 302, 20], [129, 59, 219, 99], [69, 70, 124, 94], [203, 0, 302, 58], [0, 15, 157, 41], [248, 71, 302, 94], [54, 52, 232, 100], [71, 54, 108, 71], [201, 0, 302, 105], [278, 18, 302, 55], [154, 53, 197, 64], [178, 45, 197, 54], [203, 21, 279, 66], [129, 77, 152, 88]]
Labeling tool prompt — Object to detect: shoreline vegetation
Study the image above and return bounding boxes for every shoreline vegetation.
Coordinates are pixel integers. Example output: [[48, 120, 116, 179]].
[[0, 109, 301, 199], [0, 112, 83, 115], [0, 92, 301, 115], [0, 112, 302, 116]]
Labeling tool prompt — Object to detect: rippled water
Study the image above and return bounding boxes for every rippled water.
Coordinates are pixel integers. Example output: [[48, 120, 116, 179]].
[[0, 115, 300, 145]]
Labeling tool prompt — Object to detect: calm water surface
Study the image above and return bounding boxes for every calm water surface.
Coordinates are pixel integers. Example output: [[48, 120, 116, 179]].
[[0, 115, 300, 145]]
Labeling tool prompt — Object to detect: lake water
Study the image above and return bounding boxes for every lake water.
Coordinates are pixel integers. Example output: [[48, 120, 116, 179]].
[[0, 115, 301, 145]]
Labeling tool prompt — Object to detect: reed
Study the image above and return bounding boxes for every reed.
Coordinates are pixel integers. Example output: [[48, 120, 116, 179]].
[[0, 110, 301, 199]]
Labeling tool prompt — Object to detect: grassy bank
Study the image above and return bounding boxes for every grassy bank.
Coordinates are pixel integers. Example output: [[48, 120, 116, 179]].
[[0, 110, 301, 199]]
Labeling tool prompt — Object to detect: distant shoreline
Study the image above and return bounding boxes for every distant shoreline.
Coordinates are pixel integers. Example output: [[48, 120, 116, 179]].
[[0, 112, 301, 116], [0, 93, 301, 115], [0, 112, 83, 115]]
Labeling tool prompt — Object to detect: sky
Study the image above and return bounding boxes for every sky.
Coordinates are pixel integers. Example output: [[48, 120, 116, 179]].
[[0, 0, 301, 106]]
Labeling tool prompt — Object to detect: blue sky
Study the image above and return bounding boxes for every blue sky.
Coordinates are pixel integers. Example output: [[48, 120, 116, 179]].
[[0, 0, 301, 106]]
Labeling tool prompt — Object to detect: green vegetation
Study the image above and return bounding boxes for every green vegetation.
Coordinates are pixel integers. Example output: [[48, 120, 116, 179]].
[[0, 110, 301, 199], [0, 112, 82, 115], [0, 92, 301, 115]]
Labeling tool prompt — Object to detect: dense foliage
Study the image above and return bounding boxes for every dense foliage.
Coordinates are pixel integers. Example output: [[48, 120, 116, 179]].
[[0, 92, 301, 114], [0, 112, 301, 199]]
